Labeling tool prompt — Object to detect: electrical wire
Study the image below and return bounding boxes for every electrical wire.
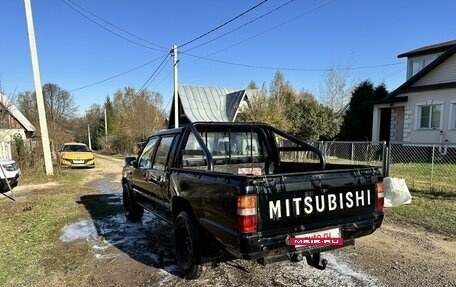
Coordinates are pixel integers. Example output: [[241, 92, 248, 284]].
[[204, 0, 338, 57], [69, 54, 168, 92], [382, 67, 406, 81], [62, 0, 167, 52], [137, 54, 170, 94], [180, 0, 340, 69], [151, 68, 173, 91], [143, 56, 172, 91], [183, 0, 296, 53], [181, 52, 406, 71], [178, 0, 269, 48]]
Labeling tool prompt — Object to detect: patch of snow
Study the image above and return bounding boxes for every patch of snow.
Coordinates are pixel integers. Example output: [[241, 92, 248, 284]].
[[60, 220, 97, 242]]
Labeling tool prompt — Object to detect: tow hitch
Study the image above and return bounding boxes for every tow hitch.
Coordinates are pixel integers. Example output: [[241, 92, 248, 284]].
[[286, 251, 327, 270], [305, 252, 327, 270]]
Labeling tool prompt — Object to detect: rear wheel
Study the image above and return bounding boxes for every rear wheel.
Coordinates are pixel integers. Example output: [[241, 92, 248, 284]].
[[174, 211, 204, 279], [122, 182, 143, 222]]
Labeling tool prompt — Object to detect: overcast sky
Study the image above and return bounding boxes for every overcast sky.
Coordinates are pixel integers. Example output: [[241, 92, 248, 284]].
[[1, 0, 455, 115]]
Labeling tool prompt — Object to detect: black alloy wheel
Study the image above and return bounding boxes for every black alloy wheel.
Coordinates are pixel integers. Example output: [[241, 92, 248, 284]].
[[122, 183, 143, 222], [174, 211, 204, 279]]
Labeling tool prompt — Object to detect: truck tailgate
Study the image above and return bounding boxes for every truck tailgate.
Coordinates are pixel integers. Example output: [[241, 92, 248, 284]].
[[256, 168, 381, 234]]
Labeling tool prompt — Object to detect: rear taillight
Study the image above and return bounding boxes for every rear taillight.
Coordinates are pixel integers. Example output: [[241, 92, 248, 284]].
[[376, 182, 384, 212], [237, 195, 257, 233]]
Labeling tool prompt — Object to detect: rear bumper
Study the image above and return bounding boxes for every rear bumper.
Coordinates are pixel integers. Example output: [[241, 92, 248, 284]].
[[227, 213, 384, 260]]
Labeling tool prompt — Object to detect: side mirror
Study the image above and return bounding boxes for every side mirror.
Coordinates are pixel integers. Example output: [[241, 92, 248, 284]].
[[125, 156, 137, 167]]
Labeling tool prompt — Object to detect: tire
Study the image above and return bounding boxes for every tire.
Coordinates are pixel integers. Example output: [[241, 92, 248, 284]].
[[174, 211, 204, 279], [122, 182, 143, 222]]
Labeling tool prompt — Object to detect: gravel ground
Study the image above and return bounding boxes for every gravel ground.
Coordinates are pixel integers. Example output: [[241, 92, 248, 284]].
[[5, 154, 455, 286]]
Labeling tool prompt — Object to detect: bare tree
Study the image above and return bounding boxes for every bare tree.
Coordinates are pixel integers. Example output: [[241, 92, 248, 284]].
[[42, 83, 78, 123], [319, 65, 352, 112], [17, 83, 78, 146], [238, 73, 293, 131], [112, 87, 165, 152]]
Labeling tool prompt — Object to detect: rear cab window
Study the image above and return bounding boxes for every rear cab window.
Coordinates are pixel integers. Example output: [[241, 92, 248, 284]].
[[181, 127, 270, 175]]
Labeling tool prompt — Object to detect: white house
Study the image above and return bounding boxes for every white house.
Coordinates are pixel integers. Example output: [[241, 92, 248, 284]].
[[372, 40, 456, 144]]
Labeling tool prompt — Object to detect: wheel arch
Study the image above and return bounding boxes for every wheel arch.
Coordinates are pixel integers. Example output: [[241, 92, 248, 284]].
[[172, 196, 196, 221]]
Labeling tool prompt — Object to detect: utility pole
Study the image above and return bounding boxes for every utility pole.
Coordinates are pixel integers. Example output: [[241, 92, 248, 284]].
[[172, 45, 179, 128], [87, 125, 92, 150], [104, 108, 108, 144], [24, 0, 53, 175]]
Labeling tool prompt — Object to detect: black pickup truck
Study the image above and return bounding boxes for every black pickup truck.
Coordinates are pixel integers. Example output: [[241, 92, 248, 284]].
[[121, 122, 384, 279]]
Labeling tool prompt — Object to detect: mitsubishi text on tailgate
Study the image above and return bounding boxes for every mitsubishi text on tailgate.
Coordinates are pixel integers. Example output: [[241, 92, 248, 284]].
[[121, 122, 384, 279]]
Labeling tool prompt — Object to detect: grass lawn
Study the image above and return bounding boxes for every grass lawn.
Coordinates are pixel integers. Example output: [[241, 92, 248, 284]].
[[0, 171, 103, 286], [0, 157, 454, 286], [384, 162, 456, 238], [388, 162, 456, 194], [385, 195, 456, 238]]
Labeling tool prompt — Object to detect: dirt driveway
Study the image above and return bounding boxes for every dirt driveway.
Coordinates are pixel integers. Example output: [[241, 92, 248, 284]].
[[5, 154, 455, 286]]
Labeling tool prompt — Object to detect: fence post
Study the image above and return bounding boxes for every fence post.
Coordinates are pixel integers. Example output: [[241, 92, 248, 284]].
[[320, 141, 325, 160], [431, 145, 435, 191], [351, 143, 354, 163], [382, 141, 388, 177]]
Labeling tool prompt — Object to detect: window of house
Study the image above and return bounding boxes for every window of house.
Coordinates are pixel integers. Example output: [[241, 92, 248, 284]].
[[449, 102, 456, 130], [417, 103, 442, 129], [407, 53, 441, 79]]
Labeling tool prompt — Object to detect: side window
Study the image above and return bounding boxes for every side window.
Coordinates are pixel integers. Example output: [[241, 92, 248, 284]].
[[138, 137, 158, 169], [152, 136, 174, 170], [182, 133, 206, 168]]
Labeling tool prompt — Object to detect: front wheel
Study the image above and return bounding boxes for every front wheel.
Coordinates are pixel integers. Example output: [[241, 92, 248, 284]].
[[174, 211, 204, 279], [122, 182, 143, 222]]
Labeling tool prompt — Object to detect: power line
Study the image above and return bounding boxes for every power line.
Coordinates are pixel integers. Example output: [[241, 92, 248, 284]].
[[62, 0, 167, 52], [204, 0, 338, 57], [137, 54, 170, 94], [183, 0, 296, 53], [182, 52, 406, 71], [382, 67, 406, 81], [178, 0, 269, 48], [143, 56, 172, 91], [180, 0, 338, 68], [151, 67, 173, 91], [69, 54, 168, 92]]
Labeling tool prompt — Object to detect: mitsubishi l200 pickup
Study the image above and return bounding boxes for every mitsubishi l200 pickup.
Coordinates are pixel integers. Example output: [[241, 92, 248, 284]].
[[121, 122, 384, 279]]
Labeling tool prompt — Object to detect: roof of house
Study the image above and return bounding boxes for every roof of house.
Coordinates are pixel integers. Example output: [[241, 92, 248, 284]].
[[0, 92, 36, 132], [382, 41, 456, 102], [178, 85, 238, 122], [398, 39, 456, 58], [170, 84, 256, 125]]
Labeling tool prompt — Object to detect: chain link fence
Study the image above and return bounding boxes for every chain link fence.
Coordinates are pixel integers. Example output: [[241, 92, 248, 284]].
[[387, 142, 456, 193], [305, 141, 455, 193]]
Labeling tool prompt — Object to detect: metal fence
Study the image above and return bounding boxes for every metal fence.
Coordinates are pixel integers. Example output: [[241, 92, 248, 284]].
[[308, 141, 456, 193], [387, 142, 456, 193]]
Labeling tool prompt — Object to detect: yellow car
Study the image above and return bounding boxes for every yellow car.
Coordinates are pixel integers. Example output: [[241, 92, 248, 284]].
[[58, 143, 95, 168]]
